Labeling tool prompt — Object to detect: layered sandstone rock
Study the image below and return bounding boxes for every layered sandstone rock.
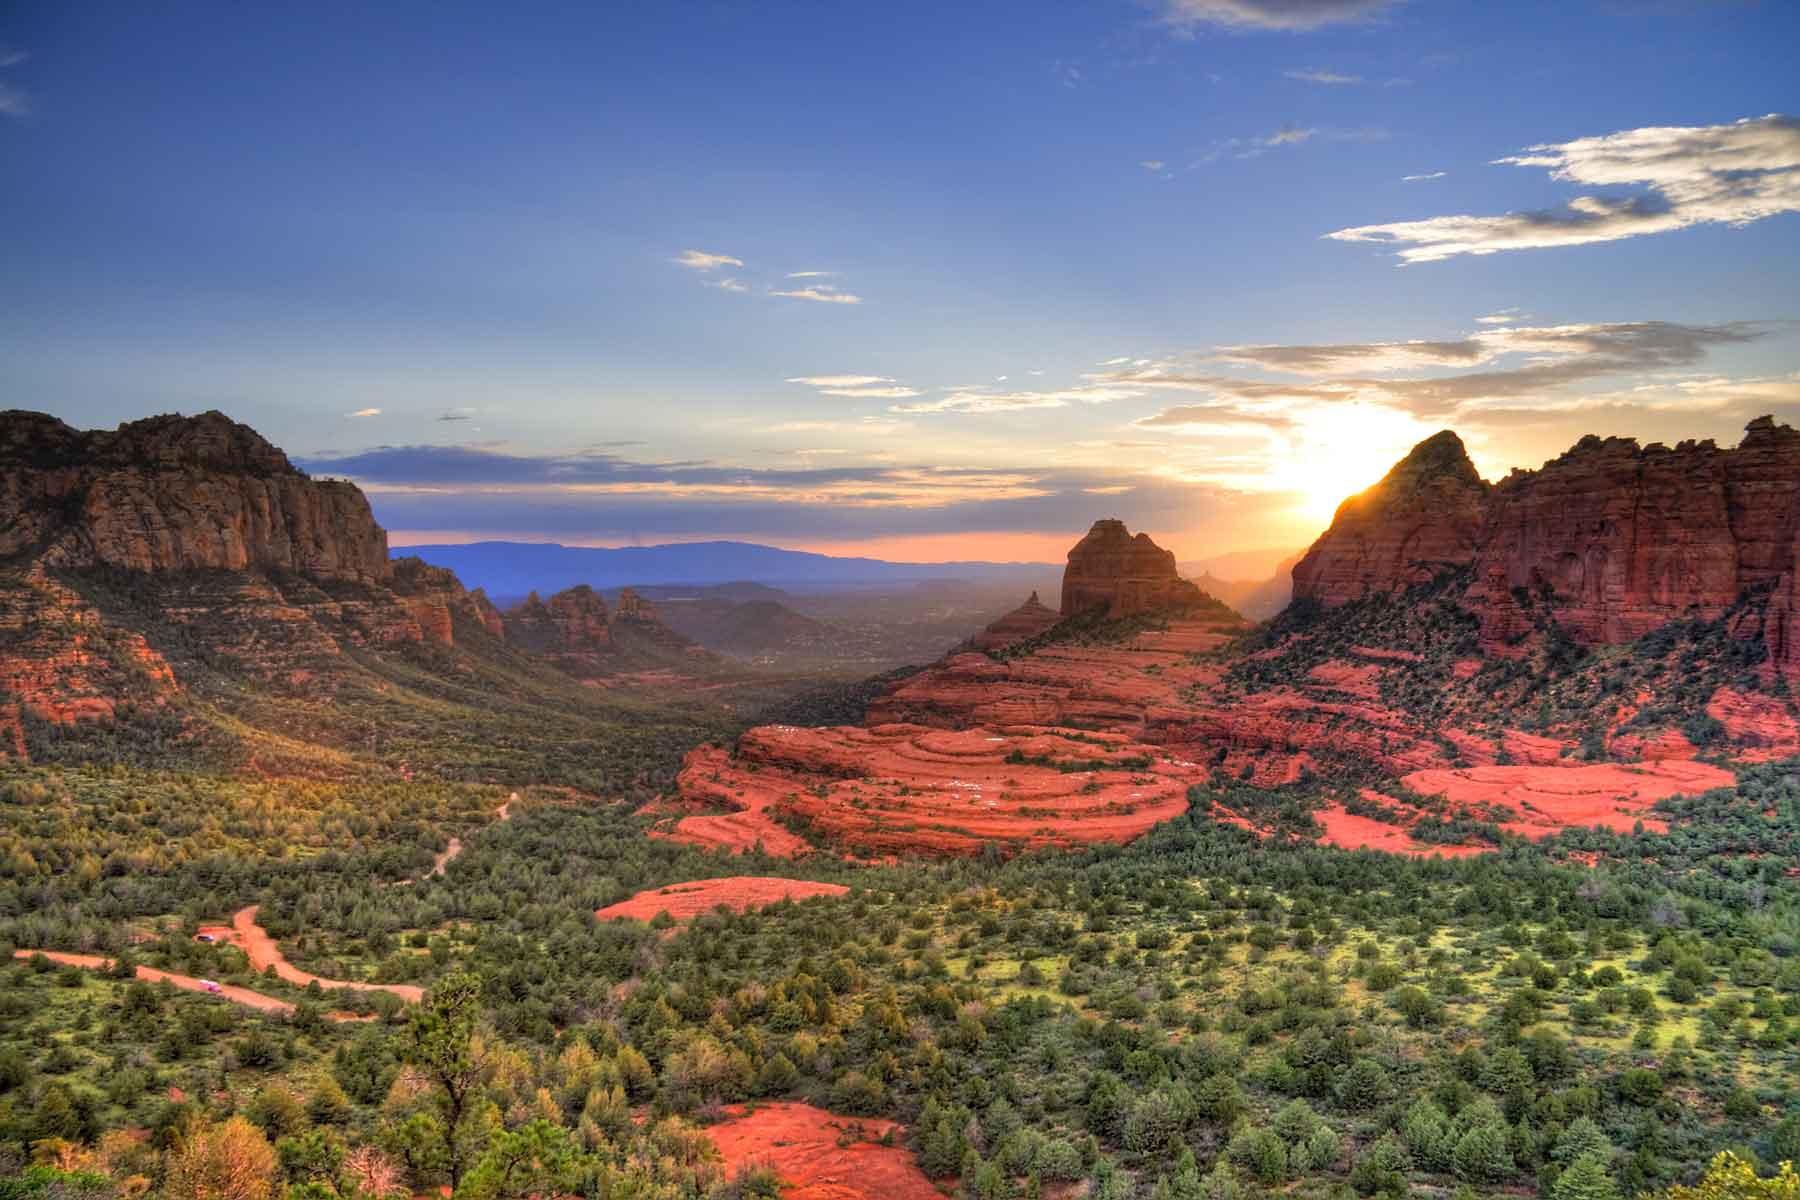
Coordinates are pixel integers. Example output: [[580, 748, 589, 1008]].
[[389, 557, 507, 646], [1294, 418, 1800, 672], [1060, 520, 1206, 617], [1290, 430, 1489, 606], [0, 411, 513, 739], [2, 410, 389, 581], [969, 591, 1061, 651]]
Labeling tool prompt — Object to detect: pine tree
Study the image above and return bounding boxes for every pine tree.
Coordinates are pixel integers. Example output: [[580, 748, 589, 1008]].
[[1553, 1152, 1621, 1200]]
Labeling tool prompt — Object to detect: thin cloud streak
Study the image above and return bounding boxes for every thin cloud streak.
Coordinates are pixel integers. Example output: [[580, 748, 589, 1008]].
[[1329, 114, 1800, 262]]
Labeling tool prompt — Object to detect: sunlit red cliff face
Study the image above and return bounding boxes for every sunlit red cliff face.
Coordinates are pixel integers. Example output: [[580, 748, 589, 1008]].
[[667, 423, 1800, 862], [1294, 416, 1800, 673]]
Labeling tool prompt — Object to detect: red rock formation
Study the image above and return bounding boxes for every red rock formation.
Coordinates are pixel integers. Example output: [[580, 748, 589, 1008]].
[[503, 586, 612, 656], [1291, 430, 1489, 606], [2, 411, 389, 581], [613, 586, 655, 622], [968, 591, 1061, 651], [1294, 418, 1800, 672], [1060, 520, 1208, 617]]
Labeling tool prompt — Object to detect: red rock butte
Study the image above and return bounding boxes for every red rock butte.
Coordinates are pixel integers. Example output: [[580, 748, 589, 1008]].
[[968, 591, 1062, 651], [1061, 519, 1208, 618]]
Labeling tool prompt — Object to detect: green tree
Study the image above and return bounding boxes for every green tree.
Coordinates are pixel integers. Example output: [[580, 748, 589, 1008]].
[[1553, 1152, 1620, 1200], [405, 971, 484, 1190]]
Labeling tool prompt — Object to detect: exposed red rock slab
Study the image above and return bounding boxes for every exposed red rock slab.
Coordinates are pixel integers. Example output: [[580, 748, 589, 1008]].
[[1499, 730, 1577, 765], [1608, 728, 1697, 762], [670, 723, 1199, 859], [1306, 659, 1383, 700], [701, 1103, 939, 1200], [1313, 803, 1487, 859], [193, 906, 422, 1004], [595, 877, 848, 922], [1707, 687, 1800, 758], [1401, 760, 1735, 837]]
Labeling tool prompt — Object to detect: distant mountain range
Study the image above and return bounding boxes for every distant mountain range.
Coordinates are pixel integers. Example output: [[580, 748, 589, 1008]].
[[399, 540, 1059, 598]]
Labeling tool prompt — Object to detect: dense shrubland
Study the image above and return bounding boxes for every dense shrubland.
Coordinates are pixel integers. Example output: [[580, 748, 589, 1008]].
[[4, 762, 1798, 1199]]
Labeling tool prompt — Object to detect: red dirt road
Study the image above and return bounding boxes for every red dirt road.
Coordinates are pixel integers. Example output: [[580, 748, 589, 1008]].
[[14, 949, 299, 1015], [195, 906, 423, 1004], [702, 1103, 939, 1200], [595, 877, 848, 923]]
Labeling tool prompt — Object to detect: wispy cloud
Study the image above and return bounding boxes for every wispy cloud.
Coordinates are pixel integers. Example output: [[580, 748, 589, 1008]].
[[707, 277, 749, 293], [0, 84, 28, 119], [1163, 0, 1396, 32], [788, 374, 893, 388], [785, 270, 834, 278], [674, 249, 744, 270], [0, 49, 28, 68], [1402, 171, 1446, 182], [1475, 309, 1522, 325], [1329, 114, 1800, 262], [787, 374, 920, 398], [1107, 320, 1771, 430], [770, 285, 862, 305], [438, 408, 476, 422], [1140, 159, 1167, 171], [891, 385, 1141, 415], [1284, 68, 1362, 85], [347, 408, 382, 418], [1264, 126, 1316, 146]]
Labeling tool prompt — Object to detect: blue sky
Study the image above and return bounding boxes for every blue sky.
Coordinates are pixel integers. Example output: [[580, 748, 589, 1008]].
[[3, 1, 1797, 568]]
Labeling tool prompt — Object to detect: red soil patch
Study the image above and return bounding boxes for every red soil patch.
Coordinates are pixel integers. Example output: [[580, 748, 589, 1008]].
[[1313, 802, 1488, 859], [701, 1103, 938, 1200], [1401, 760, 1735, 838], [595, 877, 849, 922], [195, 907, 422, 1004]]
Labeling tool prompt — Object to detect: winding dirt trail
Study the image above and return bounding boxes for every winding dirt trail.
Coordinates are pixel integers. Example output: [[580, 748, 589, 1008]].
[[198, 907, 425, 1004], [18, 795, 524, 1018], [397, 793, 517, 884], [10, 949, 367, 1020]]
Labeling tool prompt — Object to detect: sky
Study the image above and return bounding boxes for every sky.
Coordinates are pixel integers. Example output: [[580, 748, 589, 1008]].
[[3, 1, 1798, 572]]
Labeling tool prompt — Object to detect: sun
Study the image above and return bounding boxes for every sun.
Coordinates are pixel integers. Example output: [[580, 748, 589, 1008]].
[[1274, 406, 1435, 530]]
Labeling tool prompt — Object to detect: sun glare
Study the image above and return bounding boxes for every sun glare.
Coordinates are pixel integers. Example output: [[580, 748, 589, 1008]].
[[1276, 407, 1434, 528]]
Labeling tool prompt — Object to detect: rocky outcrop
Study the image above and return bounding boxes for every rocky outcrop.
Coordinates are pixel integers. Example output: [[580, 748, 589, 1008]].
[[1293, 418, 1800, 672], [503, 586, 612, 657], [969, 591, 1061, 651], [2, 411, 389, 581], [1290, 430, 1489, 606], [1060, 520, 1207, 618], [0, 411, 528, 741], [614, 587, 655, 622], [388, 557, 507, 646]]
